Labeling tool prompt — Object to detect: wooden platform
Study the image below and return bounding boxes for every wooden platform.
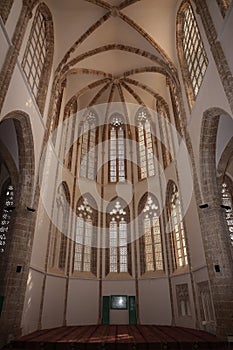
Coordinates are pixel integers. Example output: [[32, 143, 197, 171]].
[[4, 325, 229, 349]]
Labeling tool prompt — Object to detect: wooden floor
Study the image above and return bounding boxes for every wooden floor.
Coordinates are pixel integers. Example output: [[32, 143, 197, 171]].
[[3, 325, 229, 349]]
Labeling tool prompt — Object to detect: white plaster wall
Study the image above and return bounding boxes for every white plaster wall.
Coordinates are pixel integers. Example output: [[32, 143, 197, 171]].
[[102, 280, 135, 296], [30, 204, 51, 270], [1, 66, 46, 195], [41, 275, 66, 329], [66, 279, 99, 325], [138, 277, 172, 324], [216, 114, 233, 166], [110, 310, 129, 325], [5, 0, 22, 40], [21, 268, 44, 335], [183, 194, 206, 268]]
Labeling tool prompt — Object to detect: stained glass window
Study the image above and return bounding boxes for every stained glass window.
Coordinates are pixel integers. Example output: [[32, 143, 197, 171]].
[[107, 200, 128, 273], [221, 182, 233, 245], [0, 184, 14, 254], [109, 115, 126, 183], [137, 110, 155, 179], [169, 183, 188, 269], [74, 197, 95, 272], [80, 111, 97, 180], [140, 194, 163, 272], [182, 3, 208, 97]]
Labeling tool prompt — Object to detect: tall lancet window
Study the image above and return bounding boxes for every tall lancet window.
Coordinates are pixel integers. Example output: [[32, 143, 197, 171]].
[[21, 3, 53, 113], [221, 182, 233, 245], [109, 115, 126, 183], [168, 183, 188, 269], [74, 196, 97, 274], [106, 199, 130, 274], [139, 194, 163, 274], [49, 182, 70, 271], [137, 110, 155, 179], [177, 2, 208, 106], [80, 111, 97, 180]]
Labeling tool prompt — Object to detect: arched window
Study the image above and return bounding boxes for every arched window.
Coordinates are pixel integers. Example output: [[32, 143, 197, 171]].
[[106, 199, 130, 274], [217, 0, 232, 17], [109, 115, 126, 183], [80, 111, 97, 180], [74, 196, 97, 274], [139, 194, 163, 274], [0, 181, 14, 254], [62, 97, 78, 172], [177, 2, 208, 106], [22, 3, 54, 114], [49, 182, 70, 271], [167, 183, 188, 269], [157, 103, 173, 168], [221, 182, 233, 245], [137, 110, 155, 179]]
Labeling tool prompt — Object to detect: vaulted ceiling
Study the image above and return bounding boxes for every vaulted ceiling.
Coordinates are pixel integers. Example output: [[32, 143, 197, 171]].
[[47, 0, 180, 111]]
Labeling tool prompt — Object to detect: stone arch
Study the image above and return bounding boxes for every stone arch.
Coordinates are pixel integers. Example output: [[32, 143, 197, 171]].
[[2, 111, 35, 206], [199, 107, 233, 336], [0, 111, 35, 346], [199, 107, 230, 204]]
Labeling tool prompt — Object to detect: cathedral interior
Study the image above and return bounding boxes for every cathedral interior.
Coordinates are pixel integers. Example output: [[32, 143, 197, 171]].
[[0, 0, 233, 348]]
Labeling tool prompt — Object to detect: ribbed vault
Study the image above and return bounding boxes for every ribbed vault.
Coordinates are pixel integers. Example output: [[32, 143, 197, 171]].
[[47, 0, 179, 114]]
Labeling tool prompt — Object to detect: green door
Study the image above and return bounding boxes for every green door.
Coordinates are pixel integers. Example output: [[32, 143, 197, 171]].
[[128, 296, 137, 324], [102, 296, 110, 324]]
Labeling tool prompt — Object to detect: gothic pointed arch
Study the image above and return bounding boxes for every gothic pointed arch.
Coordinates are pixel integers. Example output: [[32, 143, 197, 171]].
[[0, 111, 35, 343], [49, 181, 70, 272], [22, 2, 54, 114], [74, 194, 98, 275], [176, 0, 208, 108], [138, 192, 164, 274], [105, 197, 131, 275], [165, 181, 188, 271]]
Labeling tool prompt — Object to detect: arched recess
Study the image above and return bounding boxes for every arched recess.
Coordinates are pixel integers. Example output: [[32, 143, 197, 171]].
[[0, 111, 35, 346], [199, 107, 233, 337]]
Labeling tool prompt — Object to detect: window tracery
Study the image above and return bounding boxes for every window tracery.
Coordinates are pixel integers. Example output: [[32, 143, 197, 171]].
[[22, 4, 53, 113], [80, 111, 97, 180], [109, 115, 126, 183], [137, 110, 155, 179], [139, 194, 163, 274], [168, 183, 188, 269], [177, 2, 208, 107], [106, 199, 130, 274], [49, 182, 70, 271], [74, 196, 97, 273]]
